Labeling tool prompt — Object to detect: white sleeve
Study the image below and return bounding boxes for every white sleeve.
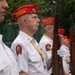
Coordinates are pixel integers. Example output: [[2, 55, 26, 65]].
[[60, 45, 69, 51], [11, 42, 28, 73], [60, 45, 70, 56]]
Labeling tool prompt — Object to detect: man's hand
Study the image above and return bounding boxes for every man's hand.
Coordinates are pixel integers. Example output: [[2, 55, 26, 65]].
[[19, 71, 28, 75], [57, 45, 70, 57]]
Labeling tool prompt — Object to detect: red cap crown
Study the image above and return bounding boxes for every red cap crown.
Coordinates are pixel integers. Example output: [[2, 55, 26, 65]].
[[11, 4, 38, 20], [41, 17, 54, 26], [58, 28, 65, 35]]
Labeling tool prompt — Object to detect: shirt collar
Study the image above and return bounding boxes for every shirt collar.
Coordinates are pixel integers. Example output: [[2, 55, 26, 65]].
[[0, 34, 3, 42], [43, 35, 53, 42], [19, 31, 34, 43]]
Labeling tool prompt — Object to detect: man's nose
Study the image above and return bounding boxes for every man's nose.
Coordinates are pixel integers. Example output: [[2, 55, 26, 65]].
[[3, 1, 9, 9], [38, 18, 40, 22]]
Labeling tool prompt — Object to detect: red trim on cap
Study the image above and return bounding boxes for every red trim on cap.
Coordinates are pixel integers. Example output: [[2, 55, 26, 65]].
[[11, 4, 38, 20], [41, 17, 54, 26], [58, 28, 65, 35]]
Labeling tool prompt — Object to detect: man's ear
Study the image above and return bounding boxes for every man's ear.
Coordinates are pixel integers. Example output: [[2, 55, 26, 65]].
[[24, 19, 27, 24]]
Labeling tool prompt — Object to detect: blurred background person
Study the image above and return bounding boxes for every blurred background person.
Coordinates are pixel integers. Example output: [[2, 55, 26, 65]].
[[0, 0, 19, 75], [39, 17, 70, 75]]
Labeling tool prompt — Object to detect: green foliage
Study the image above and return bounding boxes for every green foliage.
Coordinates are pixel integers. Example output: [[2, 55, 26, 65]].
[[2, 0, 75, 46], [5, 0, 53, 25], [59, 0, 75, 35], [4, 0, 75, 35]]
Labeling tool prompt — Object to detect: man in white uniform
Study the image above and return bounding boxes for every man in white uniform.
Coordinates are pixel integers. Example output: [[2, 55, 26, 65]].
[[0, 0, 19, 75], [39, 17, 70, 75], [11, 4, 49, 75]]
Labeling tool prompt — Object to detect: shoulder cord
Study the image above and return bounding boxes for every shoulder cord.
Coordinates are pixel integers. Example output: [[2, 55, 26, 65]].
[[30, 41, 44, 62]]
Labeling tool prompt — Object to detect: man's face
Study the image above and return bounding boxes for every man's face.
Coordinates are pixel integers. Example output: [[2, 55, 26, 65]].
[[47, 25, 54, 38], [0, 0, 9, 22], [25, 14, 40, 33]]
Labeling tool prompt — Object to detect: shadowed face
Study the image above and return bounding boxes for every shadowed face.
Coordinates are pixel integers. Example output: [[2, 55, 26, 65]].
[[25, 14, 40, 33], [0, 0, 9, 22]]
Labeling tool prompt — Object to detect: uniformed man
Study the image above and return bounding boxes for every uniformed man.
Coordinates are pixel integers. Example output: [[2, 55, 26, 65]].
[[11, 4, 49, 75], [39, 17, 70, 75], [0, 0, 19, 75]]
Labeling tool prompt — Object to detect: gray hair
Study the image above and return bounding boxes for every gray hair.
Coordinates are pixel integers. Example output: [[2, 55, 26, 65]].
[[42, 25, 53, 33]]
